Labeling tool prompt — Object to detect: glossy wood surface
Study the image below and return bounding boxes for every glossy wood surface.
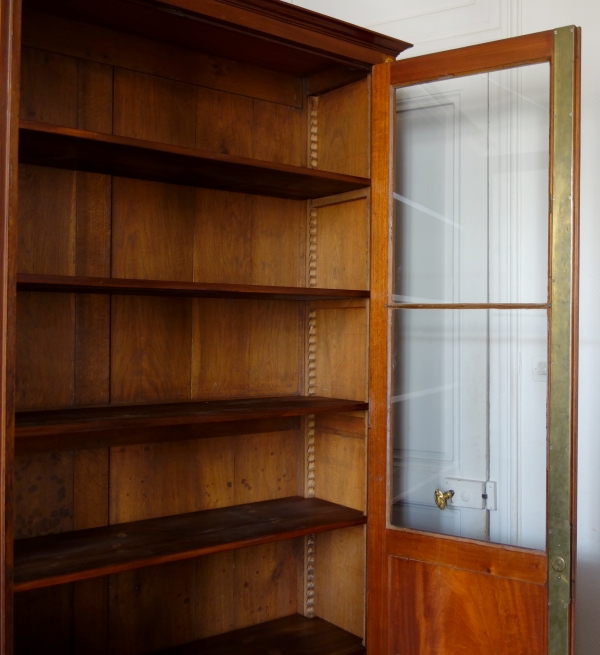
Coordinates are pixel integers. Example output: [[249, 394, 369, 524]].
[[16, 417, 300, 454], [389, 557, 546, 655], [0, 0, 20, 650], [390, 30, 553, 86], [16, 396, 368, 436], [14, 497, 366, 591], [367, 31, 565, 655], [366, 61, 392, 655], [25, 0, 410, 75], [19, 122, 370, 200], [22, 10, 304, 109], [386, 529, 547, 585], [154, 614, 365, 655], [17, 274, 370, 301]]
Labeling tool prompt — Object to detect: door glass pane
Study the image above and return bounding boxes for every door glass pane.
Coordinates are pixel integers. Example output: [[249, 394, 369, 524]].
[[393, 64, 550, 304], [390, 309, 548, 549]]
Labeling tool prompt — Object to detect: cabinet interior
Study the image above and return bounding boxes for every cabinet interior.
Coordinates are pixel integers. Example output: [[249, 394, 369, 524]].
[[11, 2, 381, 653]]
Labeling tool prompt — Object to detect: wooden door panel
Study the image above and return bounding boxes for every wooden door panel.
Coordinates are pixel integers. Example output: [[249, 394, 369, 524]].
[[369, 28, 580, 655], [389, 556, 547, 655]]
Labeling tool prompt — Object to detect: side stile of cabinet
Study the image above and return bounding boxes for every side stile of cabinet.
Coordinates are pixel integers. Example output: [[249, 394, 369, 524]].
[[0, 0, 21, 652]]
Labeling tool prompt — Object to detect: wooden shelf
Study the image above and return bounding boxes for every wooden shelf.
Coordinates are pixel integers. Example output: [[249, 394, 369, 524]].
[[17, 274, 370, 301], [19, 122, 371, 200], [152, 614, 365, 655], [14, 497, 367, 592], [15, 395, 369, 453]]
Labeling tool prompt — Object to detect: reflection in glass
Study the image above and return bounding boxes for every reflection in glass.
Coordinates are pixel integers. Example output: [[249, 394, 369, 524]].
[[390, 309, 547, 549], [394, 64, 550, 304]]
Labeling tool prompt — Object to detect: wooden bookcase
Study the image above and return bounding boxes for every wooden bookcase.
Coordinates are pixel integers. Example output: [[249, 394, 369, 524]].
[[0, 0, 411, 652]]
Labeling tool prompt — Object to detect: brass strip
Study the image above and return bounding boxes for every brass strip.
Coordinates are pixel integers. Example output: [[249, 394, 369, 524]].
[[548, 26, 577, 655]]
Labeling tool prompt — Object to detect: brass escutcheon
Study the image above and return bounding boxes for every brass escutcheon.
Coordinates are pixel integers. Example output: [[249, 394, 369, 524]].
[[434, 489, 454, 510]]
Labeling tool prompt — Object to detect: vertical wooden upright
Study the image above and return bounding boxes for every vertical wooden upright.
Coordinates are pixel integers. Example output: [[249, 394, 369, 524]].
[[366, 60, 392, 655], [0, 0, 20, 652]]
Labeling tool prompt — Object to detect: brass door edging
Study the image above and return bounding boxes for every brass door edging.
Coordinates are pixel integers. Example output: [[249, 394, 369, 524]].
[[548, 25, 579, 655]]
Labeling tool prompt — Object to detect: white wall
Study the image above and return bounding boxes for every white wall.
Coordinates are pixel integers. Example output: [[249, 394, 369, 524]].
[[285, 0, 600, 652]]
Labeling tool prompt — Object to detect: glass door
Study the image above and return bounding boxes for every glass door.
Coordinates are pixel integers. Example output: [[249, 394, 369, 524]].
[[367, 27, 580, 655]]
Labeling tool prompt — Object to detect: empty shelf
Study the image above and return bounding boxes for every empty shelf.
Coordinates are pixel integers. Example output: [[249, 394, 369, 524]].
[[19, 121, 370, 200], [153, 614, 365, 654], [15, 395, 369, 453], [17, 274, 370, 301], [14, 496, 367, 591]]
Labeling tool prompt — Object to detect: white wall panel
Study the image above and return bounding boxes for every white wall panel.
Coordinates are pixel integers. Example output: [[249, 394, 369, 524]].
[[284, 0, 521, 56]]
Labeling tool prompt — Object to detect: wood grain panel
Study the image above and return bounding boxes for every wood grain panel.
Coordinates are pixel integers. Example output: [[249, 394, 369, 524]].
[[75, 172, 111, 278], [192, 300, 301, 399], [112, 178, 195, 281], [250, 197, 306, 288], [315, 412, 366, 438], [252, 100, 304, 166], [14, 498, 364, 590], [314, 307, 367, 401], [110, 296, 192, 404], [113, 69, 197, 148], [109, 437, 235, 524], [16, 166, 77, 410], [72, 58, 112, 652], [390, 30, 554, 87], [316, 525, 365, 638], [315, 431, 365, 513], [155, 614, 366, 655], [318, 79, 370, 178], [17, 165, 76, 275], [234, 431, 300, 504], [366, 60, 392, 655], [76, 59, 113, 133], [196, 88, 253, 158], [73, 448, 108, 653], [385, 528, 547, 585], [389, 556, 547, 655], [22, 10, 304, 107], [185, 552, 235, 640], [14, 585, 73, 655], [248, 301, 304, 396], [20, 48, 78, 127], [316, 199, 368, 290], [108, 554, 234, 655], [16, 292, 75, 410], [194, 190, 252, 284], [194, 193, 306, 287], [192, 298, 250, 399], [74, 449, 108, 530], [233, 540, 300, 629], [75, 173, 111, 407], [110, 430, 301, 524], [14, 452, 73, 539], [20, 47, 113, 133]]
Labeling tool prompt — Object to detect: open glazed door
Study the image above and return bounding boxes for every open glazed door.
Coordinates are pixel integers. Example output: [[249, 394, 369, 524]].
[[368, 27, 580, 655]]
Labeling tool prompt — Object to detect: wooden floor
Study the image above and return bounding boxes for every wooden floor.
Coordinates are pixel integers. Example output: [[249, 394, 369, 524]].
[[14, 497, 366, 591], [153, 615, 366, 655]]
